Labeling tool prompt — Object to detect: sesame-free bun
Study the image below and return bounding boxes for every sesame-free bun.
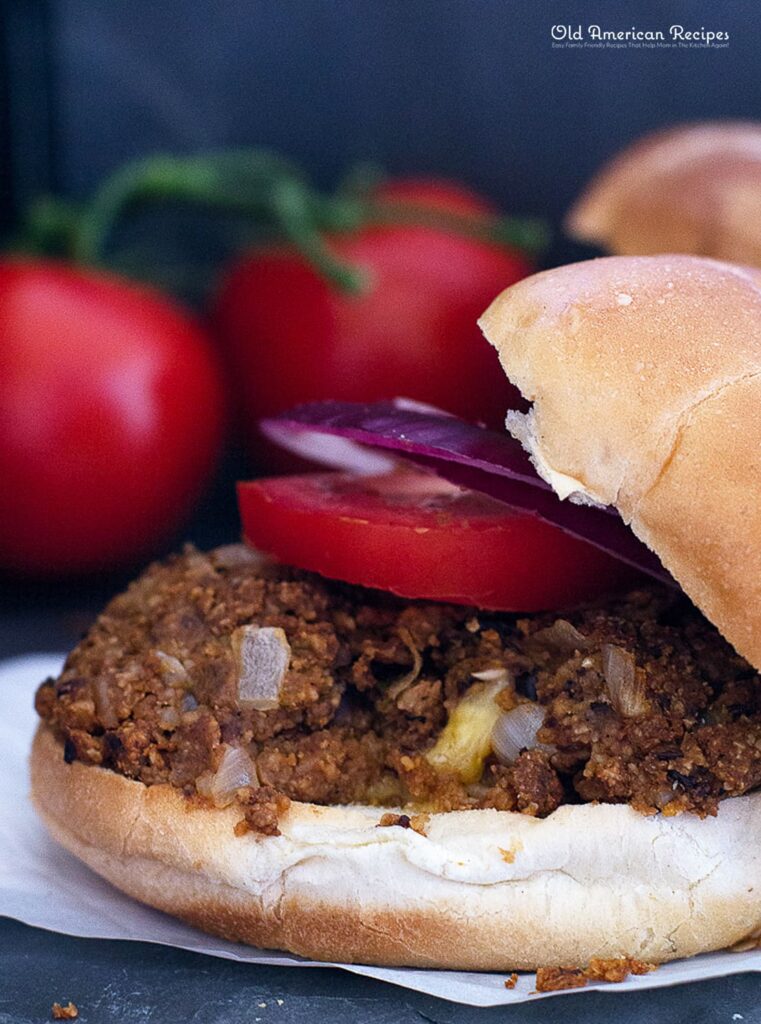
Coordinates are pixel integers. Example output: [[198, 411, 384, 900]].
[[30, 725, 761, 969], [28, 257, 761, 972], [567, 122, 761, 263], [479, 255, 761, 670]]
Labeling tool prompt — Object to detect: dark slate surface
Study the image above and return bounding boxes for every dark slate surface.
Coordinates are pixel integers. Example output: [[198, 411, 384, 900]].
[[47, 0, 761, 222], [2, 916, 761, 1024], [6, 0, 761, 241]]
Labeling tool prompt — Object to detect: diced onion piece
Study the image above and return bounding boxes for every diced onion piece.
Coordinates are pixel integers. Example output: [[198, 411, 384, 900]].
[[196, 745, 258, 807], [601, 644, 647, 717], [213, 544, 269, 569], [93, 677, 118, 729], [233, 625, 291, 710], [655, 787, 676, 810], [386, 629, 424, 700], [426, 680, 506, 783], [491, 703, 552, 765], [531, 619, 589, 656], [157, 706, 180, 730], [184, 549, 215, 574], [181, 692, 198, 712], [155, 651, 189, 687], [472, 667, 512, 685]]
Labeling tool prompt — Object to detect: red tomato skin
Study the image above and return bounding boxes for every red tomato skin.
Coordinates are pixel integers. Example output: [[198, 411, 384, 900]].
[[373, 177, 499, 217], [0, 260, 226, 575], [214, 179, 533, 471], [238, 473, 639, 612]]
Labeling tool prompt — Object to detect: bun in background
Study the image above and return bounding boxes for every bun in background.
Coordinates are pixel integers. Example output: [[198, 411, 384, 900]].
[[567, 122, 761, 264]]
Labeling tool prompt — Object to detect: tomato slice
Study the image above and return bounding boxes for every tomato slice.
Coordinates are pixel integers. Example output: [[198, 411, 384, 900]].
[[237, 471, 638, 611]]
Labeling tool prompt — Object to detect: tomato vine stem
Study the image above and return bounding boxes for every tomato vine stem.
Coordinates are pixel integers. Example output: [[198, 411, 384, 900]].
[[15, 150, 549, 295]]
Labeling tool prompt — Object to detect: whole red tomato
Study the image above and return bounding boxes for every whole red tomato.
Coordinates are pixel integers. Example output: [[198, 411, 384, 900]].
[[0, 261, 225, 575], [213, 178, 533, 469], [375, 177, 501, 216]]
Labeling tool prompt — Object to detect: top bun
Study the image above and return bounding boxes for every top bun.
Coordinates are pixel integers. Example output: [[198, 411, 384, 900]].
[[567, 122, 761, 264], [479, 254, 761, 670]]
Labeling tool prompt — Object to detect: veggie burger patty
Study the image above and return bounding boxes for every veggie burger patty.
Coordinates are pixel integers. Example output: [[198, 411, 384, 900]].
[[35, 544, 761, 836]]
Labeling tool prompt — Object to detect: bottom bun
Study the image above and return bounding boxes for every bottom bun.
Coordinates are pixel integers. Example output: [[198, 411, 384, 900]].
[[30, 725, 761, 970]]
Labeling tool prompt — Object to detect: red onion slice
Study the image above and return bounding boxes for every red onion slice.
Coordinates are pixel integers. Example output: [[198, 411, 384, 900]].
[[261, 400, 671, 584], [262, 420, 396, 475], [261, 399, 547, 488]]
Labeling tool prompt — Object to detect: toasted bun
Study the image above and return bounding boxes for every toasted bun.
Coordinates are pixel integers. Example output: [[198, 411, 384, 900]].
[[30, 725, 761, 968], [567, 122, 761, 263], [479, 254, 761, 670]]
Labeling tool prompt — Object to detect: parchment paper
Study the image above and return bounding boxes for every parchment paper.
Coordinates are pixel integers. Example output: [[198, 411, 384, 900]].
[[3, 653, 760, 1007]]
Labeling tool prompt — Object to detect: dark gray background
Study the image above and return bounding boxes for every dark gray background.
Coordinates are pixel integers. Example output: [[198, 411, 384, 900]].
[[4, 0, 759, 580], [8, 0, 760, 220], [3, 1, 761, 1019]]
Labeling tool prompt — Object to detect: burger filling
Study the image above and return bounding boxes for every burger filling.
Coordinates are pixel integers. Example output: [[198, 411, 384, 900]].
[[35, 545, 761, 835]]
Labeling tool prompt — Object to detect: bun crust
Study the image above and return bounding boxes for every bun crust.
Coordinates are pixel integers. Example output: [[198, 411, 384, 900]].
[[31, 725, 761, 969], [567, 122, 761, 263], [479, 254, 761, 670]]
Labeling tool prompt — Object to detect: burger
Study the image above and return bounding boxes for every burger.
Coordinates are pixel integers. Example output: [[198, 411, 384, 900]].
[[566, 121, 761, 265], [31, 254, 761, 972]]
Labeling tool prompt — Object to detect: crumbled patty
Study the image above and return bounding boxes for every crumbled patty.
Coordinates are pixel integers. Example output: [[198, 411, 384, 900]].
[[35, 545, 761, 834], [534, 958, 656, 992]]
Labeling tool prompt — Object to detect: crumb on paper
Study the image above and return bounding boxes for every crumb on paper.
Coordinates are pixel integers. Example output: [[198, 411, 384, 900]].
[[535, 957, 656, 993], [51, 1003, 78, 1020], [586, 957, 655, 983], [504, 973, 519, 989], [535, 967, 588, 993]]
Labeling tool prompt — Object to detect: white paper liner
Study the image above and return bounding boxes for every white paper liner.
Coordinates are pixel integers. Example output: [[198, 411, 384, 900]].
[[2, 653, 760, 1006]]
